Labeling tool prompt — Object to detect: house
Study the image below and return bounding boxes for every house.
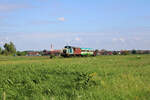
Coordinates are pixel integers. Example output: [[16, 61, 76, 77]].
[[42, 50, 61, 56], [50, 50, 61, 56], [27, 51, 41, 56]]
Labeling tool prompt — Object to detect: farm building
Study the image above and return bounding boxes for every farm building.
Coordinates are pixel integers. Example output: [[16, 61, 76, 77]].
[[42, 50, 50, 56], [27, 51, 41, 56], [50, 50, 61, 56], [42, 50, 61, 56], [98, 50, 113, 55]]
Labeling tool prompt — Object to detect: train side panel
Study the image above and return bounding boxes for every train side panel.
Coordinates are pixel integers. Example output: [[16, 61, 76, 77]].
[[61, 46, 96, 57], [74, 48, 81, 55], [81, 48, 94, 56]]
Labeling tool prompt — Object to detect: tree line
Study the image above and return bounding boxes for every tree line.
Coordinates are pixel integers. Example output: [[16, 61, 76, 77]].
[[0, 42, 16, 55], [97, 49, 150, 55], [0, 42, 27, 56], [0, 42, 150, 56]]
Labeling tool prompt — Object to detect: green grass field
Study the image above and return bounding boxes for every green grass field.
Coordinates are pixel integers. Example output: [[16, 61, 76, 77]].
[[0, 55, 150, 100]]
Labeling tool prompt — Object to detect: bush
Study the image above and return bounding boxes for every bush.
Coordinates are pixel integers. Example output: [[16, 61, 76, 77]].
[[50, 54, 55, 59], [16, 51, 27, 56], [137, 56, 141, 59], [112, 51, 118, 55], [131, 50, 136, 54], [0, 47, 2, 54], [121, 50, 130, 55]]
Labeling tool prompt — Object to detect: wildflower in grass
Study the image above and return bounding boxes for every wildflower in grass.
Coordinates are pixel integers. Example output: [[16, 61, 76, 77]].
[[78, 95, 82, 98], [89, 72, 97, 77], [100, 80, 106, 87], [2, 92, 6, 100], [137, 56, 141, 59], [135, 96, 138, 100]]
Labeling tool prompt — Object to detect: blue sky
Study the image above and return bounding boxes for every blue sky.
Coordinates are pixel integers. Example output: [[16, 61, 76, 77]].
[[0, 0, 150, 50]]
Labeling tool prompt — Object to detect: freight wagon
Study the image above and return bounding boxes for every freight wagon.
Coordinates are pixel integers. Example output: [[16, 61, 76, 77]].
[[61, 46, 97, 57]]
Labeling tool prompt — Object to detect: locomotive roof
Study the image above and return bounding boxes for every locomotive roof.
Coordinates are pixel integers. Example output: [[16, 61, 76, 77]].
[[64, 46, 80, 48], [81, 48, 94, 50], [64, 46, 93, 50]]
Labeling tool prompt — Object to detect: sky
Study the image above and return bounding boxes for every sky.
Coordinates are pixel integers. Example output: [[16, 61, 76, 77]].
[[0, 0, 150, 51]]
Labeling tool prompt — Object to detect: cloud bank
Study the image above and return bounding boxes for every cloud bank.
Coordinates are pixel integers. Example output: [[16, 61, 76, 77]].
[[57, 17, 65, 21], [0, 4, 32, 12]]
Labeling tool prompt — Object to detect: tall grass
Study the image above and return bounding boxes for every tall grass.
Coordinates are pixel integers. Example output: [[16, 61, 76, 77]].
[[0, 55, 150, 100]]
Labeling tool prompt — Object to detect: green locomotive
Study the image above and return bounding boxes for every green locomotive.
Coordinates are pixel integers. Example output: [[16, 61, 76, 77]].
[[61, 46, 97, 57]]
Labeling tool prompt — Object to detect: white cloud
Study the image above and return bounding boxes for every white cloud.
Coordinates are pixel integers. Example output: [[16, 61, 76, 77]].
[[0, 37, 9, 45], [112, 37, 125, 43], [31, 17, 65, 25], [134, 37, 141, 41], [0, 41, 3, 45], [75, 37, 80, 41], [0, 4, 32, 12], [1, 31, 150, 50], [57, 17, 65, 21], [0, 16, 7, 19], [119, 38, 125, 43], [112, 38, 117, 42], [31, 20, 58, 25]]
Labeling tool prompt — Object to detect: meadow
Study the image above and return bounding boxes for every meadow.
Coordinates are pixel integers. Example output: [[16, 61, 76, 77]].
[[0, 55, 150, 100]]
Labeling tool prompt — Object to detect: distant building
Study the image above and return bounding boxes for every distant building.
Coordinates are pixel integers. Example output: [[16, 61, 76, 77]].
[[27, 51, 41, 56], [42, 50, 51, 56], [42, 50, 61, 56], [50, 50, 61, 56], [97, 50, 113, 55], [107, 51, 113, 55]]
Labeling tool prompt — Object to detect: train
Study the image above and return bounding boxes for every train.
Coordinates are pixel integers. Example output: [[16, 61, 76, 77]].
[[61, 46, 97, 57]]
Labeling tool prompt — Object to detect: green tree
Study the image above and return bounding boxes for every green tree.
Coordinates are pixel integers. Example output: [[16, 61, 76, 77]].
[[16, 51, 21, 56], [3, 50, 9, 55], [94, 49, 99, 56], [0, 47, 2, 54], [121, 50, 130, 55], [9, 42, 16, 54], [131, 50, 136, 54], [16, 51, 27, 56], [3, 42, 16, 55], [112, 51, 118, 55]]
